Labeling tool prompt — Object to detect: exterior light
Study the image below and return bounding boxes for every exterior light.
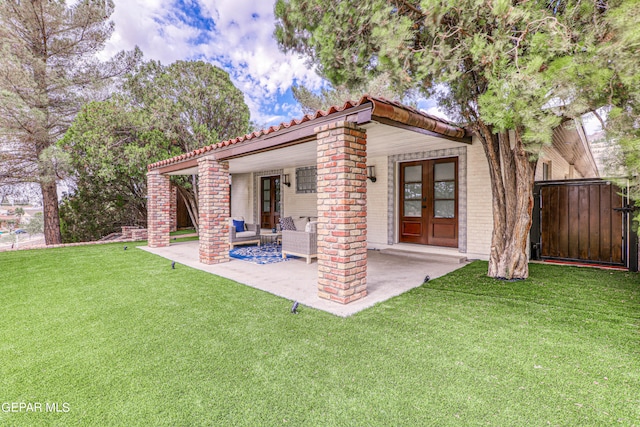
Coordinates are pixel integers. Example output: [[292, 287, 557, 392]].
[[283, 174, 291, 187], [367, 165, 377, 183]]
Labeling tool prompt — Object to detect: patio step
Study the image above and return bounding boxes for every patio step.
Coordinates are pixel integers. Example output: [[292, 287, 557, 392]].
[[378, 248, 468, 264]]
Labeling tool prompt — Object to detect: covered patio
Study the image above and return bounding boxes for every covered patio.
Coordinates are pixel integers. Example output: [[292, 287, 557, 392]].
[[141, 240, 467, 316], [146, 96, 471, 306]]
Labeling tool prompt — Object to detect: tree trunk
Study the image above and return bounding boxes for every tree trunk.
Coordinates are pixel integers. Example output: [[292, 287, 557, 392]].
[[41, 179, 62, 245], [476, 123, 537, 279], [191, 174, 199, 232], [177, 185, 199, 233]]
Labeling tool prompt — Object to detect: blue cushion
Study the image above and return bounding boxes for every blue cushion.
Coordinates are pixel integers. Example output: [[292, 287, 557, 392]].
[[232, 219, 245, 231]]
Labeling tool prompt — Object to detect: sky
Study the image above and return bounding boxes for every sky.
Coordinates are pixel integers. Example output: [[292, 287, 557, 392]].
[[99, 0, 604, 134], [5, 0, 605, 204], [101, 0, 327, 127], [100, 0, 451, 129]]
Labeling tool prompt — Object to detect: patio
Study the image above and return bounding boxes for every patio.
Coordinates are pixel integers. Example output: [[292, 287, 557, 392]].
[[141, 240, 467, 317], [147, 97, 474, 306]]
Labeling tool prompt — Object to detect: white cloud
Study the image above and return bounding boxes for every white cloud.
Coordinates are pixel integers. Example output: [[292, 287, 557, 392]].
[[421, 106, 451, 121], [416, 95, 452, 121], [104, 0, 324, 126], [104, 0, 205, 64]]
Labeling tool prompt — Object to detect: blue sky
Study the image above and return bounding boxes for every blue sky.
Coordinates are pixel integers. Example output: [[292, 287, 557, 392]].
[[102, 0, 601, 134], [103, 0, 327, 127], [103, 0, 446, 129]]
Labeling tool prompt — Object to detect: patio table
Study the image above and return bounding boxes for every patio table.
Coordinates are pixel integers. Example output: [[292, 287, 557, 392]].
[[260, 232, 282, 245]]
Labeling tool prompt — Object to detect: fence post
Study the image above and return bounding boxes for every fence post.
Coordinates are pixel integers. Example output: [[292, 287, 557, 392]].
[[529, 183, 542, 260], [629, 200, 638, 272]]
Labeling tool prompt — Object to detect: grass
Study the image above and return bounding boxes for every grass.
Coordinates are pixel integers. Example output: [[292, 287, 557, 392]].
[[1, 243, 639, 426], [170, 228, 197, 236]]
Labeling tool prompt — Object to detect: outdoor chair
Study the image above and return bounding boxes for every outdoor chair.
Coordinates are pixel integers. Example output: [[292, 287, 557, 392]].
[[281, 221, 318, 264], [229, 217, 261, 248]]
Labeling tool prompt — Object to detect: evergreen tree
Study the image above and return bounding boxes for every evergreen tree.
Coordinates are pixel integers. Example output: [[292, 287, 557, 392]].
[[60, 98, 176, 242], [292, 74, 415, 114], [26, 212, 43, 236], [0, 0, 139, 244], [60, 60, 251, 241], [275, 0, 634, 279]]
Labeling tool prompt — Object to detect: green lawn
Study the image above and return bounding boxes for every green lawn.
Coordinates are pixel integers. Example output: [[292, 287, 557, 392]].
[[1, 243, 639, 426], [170, 228, 197, 236]]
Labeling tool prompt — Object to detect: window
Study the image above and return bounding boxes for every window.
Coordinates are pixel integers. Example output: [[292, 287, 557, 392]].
[[433, 162, 456, 218], [296, 166, 317, 193], [402, 164, 422, 217], [542, 161, 552, 181]]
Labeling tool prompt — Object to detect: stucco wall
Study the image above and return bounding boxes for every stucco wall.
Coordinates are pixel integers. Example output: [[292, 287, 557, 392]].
[[365, 156, 389, 245]]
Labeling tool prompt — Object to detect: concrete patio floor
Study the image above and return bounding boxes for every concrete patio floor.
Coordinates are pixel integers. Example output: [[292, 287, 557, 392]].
[[140, 241, 468, 317]]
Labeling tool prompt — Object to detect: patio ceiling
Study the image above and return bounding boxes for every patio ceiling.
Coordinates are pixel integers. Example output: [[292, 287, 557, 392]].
[[166, 121, 469, 176]]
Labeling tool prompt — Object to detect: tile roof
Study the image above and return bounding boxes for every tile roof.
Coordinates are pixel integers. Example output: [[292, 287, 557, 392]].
[[147, 95, 467, 171]]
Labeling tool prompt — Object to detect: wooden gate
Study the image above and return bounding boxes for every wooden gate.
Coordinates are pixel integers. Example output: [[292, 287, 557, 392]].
[[531, 179, 636, 268]]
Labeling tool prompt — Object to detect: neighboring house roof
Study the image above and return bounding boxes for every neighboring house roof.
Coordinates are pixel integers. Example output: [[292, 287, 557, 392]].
[[147, 95, 470, 172], [0, 214, 20, 224]]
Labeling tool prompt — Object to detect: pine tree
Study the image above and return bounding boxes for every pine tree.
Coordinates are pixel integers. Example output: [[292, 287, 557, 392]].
[[275, 0, 634, 279], [0, 0, 139, 244], [60, 60, 251, 241]]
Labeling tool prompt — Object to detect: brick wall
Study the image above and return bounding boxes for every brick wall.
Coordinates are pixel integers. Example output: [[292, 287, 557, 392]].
[[169, 185, 178, 232], [198, 156, 230, 264], [466, 137, 493, 259], [147, 171, 171, 248], [281, 166, 318, 219], [466, 135, 580, 260], [121, 226, 139, 240], [535, 145, 580, 180], [230, 173, 253, 221], [315, 121, 367, 304], [365, 155, 388, 245]]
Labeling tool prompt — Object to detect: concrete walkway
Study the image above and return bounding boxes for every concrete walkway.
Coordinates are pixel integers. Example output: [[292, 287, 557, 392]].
[[140, 241, 468, 317]]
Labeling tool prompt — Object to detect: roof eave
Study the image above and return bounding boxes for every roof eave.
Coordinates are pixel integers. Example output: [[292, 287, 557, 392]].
[[369, 98, 471, 143], [147, 95, 470, 172]]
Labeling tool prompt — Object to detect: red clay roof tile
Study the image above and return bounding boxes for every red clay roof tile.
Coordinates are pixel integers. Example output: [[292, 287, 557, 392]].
[[147, 95, 466, 171]]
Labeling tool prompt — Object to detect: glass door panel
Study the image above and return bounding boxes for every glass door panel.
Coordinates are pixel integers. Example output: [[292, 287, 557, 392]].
[[400, 162, 426, 243], [399, 158, 458, 247]]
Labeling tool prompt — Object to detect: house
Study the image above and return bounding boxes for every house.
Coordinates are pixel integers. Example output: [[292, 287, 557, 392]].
[[0, 213, 19, 232], [146, 96, 598, 304], [0, 205, 43, 233]]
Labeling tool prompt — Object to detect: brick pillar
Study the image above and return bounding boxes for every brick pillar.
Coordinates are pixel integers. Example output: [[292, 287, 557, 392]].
[[316, 121, 367, 304], [198, 156, 230, 264], [147, 170, 171, 248], [169, 185, 178, 232]]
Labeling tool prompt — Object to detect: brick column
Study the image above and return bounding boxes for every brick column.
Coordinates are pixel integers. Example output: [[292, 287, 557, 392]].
[[169, 185, 178, 232], [147, 170, 171, 248], [198, 156, 230, 264], [316, 121, 367, 304]]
